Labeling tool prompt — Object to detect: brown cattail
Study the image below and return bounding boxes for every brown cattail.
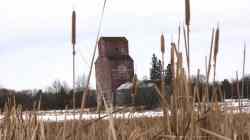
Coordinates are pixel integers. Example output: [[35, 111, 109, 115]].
[[241, 42, 246, 101], [177, 24, 181, 51], [178, 53, 183, 72], [213, 26, 220, 82], [185, 0, 191, 26], [171, 42, 177, 55], [213, 26, 220, 63], [207, 29, 215, 82], [171, 43, 176, 79], [183, 25, 190, 78], [160, 34, 165, 54], [170, 43, 176, 56], [184, 0, 191, 78], [72, 10, 76, 45]]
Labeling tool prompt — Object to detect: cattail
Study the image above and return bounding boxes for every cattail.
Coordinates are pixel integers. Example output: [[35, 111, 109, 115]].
[[161, 34, 165, 54], [171, 42, 177, 79], [72, 10, 76, 45], [213, 26, 220, 82], [170, 42, 177, 60], [213, 26, 220, 63], [207, 29, 215, 82], [132, 74, 138, 107], [185, 0, 191, 79], [171, 42, 177, 54], [177, 24, 181, 51], [160, 34, 165, 97], [183, 26, 190, 78], [241, 42, 246, 102], [185, 0, 191, 26], [177, 52, 183, 76]]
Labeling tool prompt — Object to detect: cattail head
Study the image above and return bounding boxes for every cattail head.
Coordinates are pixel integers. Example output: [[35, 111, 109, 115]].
[[213, 26, 220, 63], [177, 24, 181, 51], [72, 10, 76, 45], [160, 33, 165, 54], [170, 42, 176, 64], [185, 0, 191, 26], [171, 43, 176, 80]]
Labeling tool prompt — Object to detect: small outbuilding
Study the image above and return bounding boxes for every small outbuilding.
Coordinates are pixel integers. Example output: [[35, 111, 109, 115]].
[[116, 81, 164, 109]]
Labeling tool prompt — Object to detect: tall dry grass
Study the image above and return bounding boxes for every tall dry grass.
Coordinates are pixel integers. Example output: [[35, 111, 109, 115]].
[[1, 0, 250, 140], [1, 98, 250, 140], [1, 33, 250, 139]]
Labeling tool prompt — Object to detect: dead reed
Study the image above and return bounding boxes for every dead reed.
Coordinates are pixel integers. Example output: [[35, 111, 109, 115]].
[[213, 26, 220, 82], [1, 0, 250, 140]]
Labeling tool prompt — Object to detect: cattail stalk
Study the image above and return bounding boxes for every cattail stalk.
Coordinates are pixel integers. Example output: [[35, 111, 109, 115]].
[[185, 0, 190, 27], [185, 0, 191, 79], [213, 26, 220, 82], [161, 34, 165, 96], [160, 33, 168, 134], [241, 43, 246, 106], [207, 29, 215, 83], [71, 10, 76, 110], [102, 96, 117, 140], [236, 71, 241, 112], [187, 29, 190, 80], [205, 56, 208, 79], [72, 10, 76, 45], [161, 34, 165, 98], [132, 74, 138, 107], [171, 42, 177, 79], [177, 24, 181, 52], [81, 0, 107, 110], [161, 34, 165, 54], [183, 26, 190, 79]]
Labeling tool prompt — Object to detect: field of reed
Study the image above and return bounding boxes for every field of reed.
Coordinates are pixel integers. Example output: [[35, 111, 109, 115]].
[[1, 0, 249, 139]]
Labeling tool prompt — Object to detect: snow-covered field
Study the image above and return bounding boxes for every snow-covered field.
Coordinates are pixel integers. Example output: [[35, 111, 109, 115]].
[[3, 99, 250, 122], [221, 99, 250, 112], [35, 110, 163, 122]]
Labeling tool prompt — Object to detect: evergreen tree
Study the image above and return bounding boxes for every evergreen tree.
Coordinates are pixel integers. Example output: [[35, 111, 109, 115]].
[[222, 79, 231, 99], [164, 64, 172, 85], [150, 54, 161, 80]]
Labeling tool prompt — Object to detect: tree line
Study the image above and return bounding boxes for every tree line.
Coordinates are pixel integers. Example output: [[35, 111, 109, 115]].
[[149, 53, 250, 101], [0, 54, 249, 111], [0, 80, 96, 111]]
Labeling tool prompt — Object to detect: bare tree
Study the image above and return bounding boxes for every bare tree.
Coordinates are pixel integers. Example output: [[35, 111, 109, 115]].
[[191, 74, 206, 84], [76, 74, 87, 91], [47, 80, 69, 94]]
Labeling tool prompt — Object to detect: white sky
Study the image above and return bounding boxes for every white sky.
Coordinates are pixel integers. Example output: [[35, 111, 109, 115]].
[[0, 0, 250, 90]]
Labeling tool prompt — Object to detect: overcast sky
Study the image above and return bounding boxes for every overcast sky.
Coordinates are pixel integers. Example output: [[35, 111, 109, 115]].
[[0, 0, 250, 90]]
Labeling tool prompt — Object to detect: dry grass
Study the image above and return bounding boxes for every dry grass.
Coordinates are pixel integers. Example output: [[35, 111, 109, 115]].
[[1, 1, 249, 140], [1, 105, 250, 140]]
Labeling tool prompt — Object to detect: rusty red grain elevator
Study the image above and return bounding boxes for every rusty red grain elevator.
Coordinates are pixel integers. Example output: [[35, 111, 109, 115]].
[[95, 37, 134, 107]]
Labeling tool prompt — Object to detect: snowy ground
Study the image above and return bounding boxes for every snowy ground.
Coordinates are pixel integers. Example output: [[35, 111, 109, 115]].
[[3, 99, 250, 122], [35, 110, 163, 122], [40, 99, 250, 122], [221, 99, 250, 113]]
